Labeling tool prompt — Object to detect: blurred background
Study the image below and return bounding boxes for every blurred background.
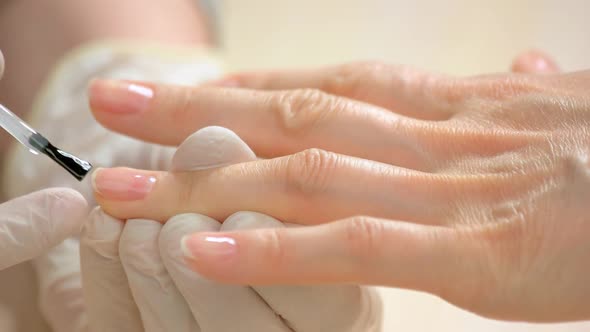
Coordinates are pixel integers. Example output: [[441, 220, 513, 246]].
[[222, 0, 590, 75], [220, 0, 590, 331]]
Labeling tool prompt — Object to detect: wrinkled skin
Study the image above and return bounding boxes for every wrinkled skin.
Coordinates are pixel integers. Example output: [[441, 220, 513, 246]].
[[87, 54, 590, 322]]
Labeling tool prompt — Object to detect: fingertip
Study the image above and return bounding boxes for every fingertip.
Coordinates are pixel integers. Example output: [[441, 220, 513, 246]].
[[40, 188, 88, 235], [171, 126, 256, 171], [181, 232, 240, 282], [92, 167, 158, 202], [159, 213, 221, 270], [88, 79, 114, 128], [511, 49, 560, 74], [88, 79, 154, 114], [87, 79, 108, 115]]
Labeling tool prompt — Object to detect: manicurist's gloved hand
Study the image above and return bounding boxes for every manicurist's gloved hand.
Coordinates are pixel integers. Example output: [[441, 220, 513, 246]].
[[81, 126, 381, 332], [1, 42, 222, 331], [0, 49, 88, 273], [0, 189, 87, 271]]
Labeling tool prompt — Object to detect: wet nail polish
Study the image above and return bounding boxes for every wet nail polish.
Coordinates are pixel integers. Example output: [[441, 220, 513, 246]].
[[181, 234, 237, 261], [92, 167, 157, 201], [89, 79, 154, 114]]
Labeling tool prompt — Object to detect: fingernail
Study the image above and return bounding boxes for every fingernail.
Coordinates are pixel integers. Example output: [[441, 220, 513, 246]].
[[89, 79, 154, 114], [181, 233, 237, 261], [92, 167, 157, 201], [532, 56, 558, 73]]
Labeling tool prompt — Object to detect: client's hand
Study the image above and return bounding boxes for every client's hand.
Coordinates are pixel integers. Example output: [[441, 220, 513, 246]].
[[81, 127, 381, 332], [88, 55, 590, 322]]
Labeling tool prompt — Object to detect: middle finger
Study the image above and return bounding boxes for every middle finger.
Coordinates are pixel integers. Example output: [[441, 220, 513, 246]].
[[91, 150, 527, 225]]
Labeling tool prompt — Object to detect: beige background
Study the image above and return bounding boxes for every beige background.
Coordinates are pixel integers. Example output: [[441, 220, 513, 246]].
[[220, 0, 590, 331]]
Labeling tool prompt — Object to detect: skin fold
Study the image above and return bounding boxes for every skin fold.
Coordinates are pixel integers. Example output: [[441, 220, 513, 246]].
[[85, 53, 590, 322]]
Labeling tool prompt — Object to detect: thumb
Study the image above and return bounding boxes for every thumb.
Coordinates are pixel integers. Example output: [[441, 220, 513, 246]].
[[0, 188, 88, 270], [171, 126, 256, 171], [180, 216, 487, 305]]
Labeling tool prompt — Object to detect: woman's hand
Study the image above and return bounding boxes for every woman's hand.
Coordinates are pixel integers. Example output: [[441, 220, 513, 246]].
[[86, 54, 590, 322]]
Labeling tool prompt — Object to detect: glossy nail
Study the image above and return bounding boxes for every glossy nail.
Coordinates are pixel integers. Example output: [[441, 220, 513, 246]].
[[92, 167, 157, 201], [181, 233, 237, 261], [89, 79, 154, 114], [531, 56, 558, 73]]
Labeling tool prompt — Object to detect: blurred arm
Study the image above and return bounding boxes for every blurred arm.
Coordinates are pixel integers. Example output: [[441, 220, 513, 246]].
[[0, 0, 210, 166], [0, 0, 210, 116]]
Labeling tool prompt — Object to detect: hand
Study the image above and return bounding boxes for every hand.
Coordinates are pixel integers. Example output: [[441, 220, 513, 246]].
[[88, 56, 590, 322], [80, 126, 381, 332], [0, 188, 87, 270]]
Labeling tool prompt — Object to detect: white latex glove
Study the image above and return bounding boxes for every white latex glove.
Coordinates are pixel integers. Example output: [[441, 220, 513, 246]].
[[80, 126, 382, 332], [0, 188, 87, 271], [2, 42, 221, 332]]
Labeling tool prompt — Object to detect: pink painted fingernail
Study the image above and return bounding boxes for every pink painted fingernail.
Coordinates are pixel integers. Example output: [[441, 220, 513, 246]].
[[89, 79, 154, 114], [92, 167, 157, 201], [181, 233, 237, 261]]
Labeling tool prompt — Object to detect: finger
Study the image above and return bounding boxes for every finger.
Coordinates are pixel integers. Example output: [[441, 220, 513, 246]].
[[0, 188, 87, 270], [207, 62, 456, 120], [510, 50, 560, 74], [33, 240, 88, 332], [80, 208, 144, 332], [92, 149, 526, 224], [181, 216, 489, 309], [159, 213, 290, 332], [88, 78, 449, 166], [171, 126, 256, 171], [221, 212, 383, 332], [119, 219, 199, 332]]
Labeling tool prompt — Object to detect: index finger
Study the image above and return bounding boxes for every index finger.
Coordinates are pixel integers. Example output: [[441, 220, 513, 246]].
[[88, 79, 441, 168]]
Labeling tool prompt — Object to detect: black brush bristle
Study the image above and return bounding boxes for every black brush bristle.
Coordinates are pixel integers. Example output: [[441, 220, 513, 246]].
[[28, 133, 93, 181]]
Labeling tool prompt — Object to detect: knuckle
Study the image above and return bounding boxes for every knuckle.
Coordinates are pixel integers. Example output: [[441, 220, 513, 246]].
[[467, 76, 543, 102], [167, 86, 196, 124], [259, 228, 287, 268], [268, 88, 338, 136], [285, 148, 339, 196], [323, 61, 385, 97], [175, 172, 198, 211], [411, 71, 464, 111], [342, 216, 384, 263]]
